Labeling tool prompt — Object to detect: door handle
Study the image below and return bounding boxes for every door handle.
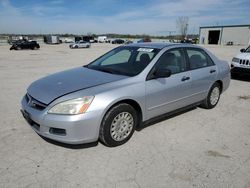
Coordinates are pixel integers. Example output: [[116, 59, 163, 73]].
[[210, 69, 216, 73], [181, 76, 190, 81]]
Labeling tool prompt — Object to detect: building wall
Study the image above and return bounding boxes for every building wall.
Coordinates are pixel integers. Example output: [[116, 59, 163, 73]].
[[221, 26, 250, 45], [199, 26, 250, 46]]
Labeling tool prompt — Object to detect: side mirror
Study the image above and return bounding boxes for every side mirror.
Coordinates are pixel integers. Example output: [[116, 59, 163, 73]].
[[240, 48, 245, 53], [154, 68, 172, 79]]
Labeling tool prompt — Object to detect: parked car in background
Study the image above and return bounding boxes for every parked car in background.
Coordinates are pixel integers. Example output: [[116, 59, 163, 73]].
[[10, 40, 40, 50], [231, 45, 250, 76], [181, 39, 195, 44], [124, 40, 133, 44], [111, 39, 125, 44], [69, 40, 90, 49], [21, 43, 230, 147], [64, 38, 74, 43], [137, 38, 151, 43]]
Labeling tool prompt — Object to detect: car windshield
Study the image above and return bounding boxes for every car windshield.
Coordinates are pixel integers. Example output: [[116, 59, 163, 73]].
[[245, 46, 250, 53], [86, 46, 160, 76]]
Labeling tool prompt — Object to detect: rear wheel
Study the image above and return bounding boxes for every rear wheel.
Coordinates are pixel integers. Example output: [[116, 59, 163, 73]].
[[99, 103, 137, 147], [201, 82, 221, 109]]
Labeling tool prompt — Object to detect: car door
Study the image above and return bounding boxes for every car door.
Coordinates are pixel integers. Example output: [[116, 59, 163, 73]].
[[80, 41, 86, 48], [145, 48, 193, 119], [185, 48, 217, 102]]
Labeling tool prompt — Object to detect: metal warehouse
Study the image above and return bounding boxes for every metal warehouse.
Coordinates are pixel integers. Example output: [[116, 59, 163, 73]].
[[199, 24, 250, 45]]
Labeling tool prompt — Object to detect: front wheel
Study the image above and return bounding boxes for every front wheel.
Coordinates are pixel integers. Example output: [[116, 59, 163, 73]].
[[99, 103, 137, 147], [201, 82, 221, 109]]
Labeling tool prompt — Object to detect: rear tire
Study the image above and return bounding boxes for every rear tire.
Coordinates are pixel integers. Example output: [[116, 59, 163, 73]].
[[99, 103, 137, 147], [201, 82, 221, 109]]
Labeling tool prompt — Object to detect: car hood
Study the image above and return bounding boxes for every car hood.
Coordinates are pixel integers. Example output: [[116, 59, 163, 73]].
[[27, 67, 127, 104], [235, 52, 250, 59]]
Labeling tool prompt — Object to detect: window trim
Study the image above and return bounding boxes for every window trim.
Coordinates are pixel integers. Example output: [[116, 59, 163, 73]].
[[146, 47, 188, 81], [184, 47, 215, 71]]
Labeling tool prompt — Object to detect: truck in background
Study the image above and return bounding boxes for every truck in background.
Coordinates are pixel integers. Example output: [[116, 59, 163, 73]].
[[75, 36, 95, 43], [98, 36, 107, 43], [44, 35, 60, 44]]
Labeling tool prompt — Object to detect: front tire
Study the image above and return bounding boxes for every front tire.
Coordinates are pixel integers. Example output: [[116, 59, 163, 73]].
[[99, 103, 137, 147], [201, 82, 221, 109]]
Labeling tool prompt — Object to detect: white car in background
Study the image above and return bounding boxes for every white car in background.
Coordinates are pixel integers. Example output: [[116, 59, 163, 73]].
[[231, 45, 250, 76], [69, 40, 91, 49]]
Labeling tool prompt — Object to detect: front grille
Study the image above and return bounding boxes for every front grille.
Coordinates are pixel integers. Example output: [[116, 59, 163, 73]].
[[25, 93, 47, 110], [239, 59, 250, 66]]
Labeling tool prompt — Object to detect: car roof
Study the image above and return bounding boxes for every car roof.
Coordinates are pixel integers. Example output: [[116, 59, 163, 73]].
[[124, 42, 196, 49]]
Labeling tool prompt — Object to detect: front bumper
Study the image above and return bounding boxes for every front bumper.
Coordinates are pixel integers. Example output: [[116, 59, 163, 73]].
[[231, 62, 250, 75], [21, 96, 102, 144]]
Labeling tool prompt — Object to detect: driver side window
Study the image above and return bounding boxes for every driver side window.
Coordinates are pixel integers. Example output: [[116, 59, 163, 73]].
[[155, 48, 187, 74]]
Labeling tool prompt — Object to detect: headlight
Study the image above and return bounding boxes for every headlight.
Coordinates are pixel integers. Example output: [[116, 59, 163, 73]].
[[232, 57, 239, 63], [48, 96, 94, 115]]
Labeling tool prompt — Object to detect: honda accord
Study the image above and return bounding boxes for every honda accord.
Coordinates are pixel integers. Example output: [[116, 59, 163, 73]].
[[21, 43, 230, 147]]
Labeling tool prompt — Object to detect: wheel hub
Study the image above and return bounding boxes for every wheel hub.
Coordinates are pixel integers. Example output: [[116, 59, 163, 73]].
[[210, 87, 220, 105], [110, 112, 134, 141]]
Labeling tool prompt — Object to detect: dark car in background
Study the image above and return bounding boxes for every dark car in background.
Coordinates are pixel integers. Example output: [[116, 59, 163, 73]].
[[10, 40, 40, 50], [111, 39, 125, 44], [137, 38, 152, 43]]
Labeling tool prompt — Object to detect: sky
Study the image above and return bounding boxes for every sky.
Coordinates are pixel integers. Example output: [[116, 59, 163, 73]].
[[0, 0, 249, 35]]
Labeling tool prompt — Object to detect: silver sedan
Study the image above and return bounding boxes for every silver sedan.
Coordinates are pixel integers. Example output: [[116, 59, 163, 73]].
[[69, 40, 90, 48], [21, 43, 230, 147]]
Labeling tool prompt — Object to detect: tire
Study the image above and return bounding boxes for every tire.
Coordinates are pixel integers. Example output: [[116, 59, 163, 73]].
[[99, 103, 137, 147], [201, 82, 221, 109], [16, 46, 21, 50], [75, 45, 78, 48]]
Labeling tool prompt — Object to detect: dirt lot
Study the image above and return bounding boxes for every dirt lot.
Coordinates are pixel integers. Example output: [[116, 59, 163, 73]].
[[0, 43, 249, 188]]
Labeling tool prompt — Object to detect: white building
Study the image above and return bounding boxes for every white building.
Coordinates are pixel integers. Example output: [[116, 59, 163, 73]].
[[199, 24, 250, 45]]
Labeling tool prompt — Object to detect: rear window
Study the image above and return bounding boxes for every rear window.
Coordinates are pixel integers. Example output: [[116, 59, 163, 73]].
[[186, 48, 214, 69]]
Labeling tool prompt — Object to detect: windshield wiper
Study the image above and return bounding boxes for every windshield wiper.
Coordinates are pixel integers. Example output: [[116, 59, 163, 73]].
[[85, 65, 115, 74]]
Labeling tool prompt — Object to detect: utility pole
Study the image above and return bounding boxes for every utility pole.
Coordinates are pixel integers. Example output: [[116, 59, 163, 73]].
[[166, 31, 176, 41]]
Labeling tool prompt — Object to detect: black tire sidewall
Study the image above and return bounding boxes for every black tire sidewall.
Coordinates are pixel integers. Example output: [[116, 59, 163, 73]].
[[100, 104, 137, 147]]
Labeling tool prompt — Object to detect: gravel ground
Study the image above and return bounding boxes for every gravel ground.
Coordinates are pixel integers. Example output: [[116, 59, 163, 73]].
[[0, 43, 249, 188]]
